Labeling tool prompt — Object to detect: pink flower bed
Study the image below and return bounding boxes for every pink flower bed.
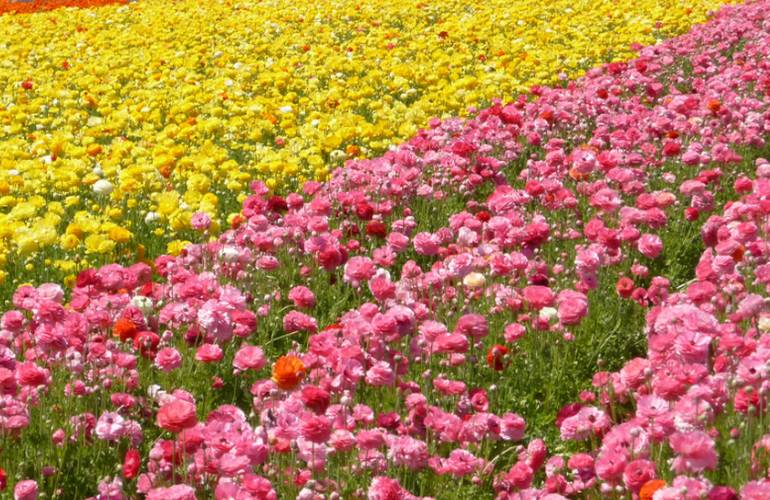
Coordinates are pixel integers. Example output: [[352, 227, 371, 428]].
[[3, 0, 770, 498]]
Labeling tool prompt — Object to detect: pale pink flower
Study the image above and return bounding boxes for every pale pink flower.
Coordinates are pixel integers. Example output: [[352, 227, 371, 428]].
[[233, 345, 266, 372]]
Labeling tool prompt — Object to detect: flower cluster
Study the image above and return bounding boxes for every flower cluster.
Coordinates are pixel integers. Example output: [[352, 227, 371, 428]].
[[0, 0, 128, 15], [0, 0, 727, 289]]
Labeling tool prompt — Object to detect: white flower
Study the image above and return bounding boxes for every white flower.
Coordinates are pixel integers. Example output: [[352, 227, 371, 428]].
[[279, 105, 293, 113], [759, 315, 770, 332], [92, 179, 114, 196], [144, 211, 160, 224], [463, 272, 486, 289], [131, 296, 154, 315], [219, 246, 240, 263], [539, 307, 558, 323]]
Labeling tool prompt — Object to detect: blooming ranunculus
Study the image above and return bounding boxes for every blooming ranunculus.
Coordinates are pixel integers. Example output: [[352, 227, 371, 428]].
[[233, 345, 266, 372], [157, 399, 197, 433], [154, 347, 182, 372]]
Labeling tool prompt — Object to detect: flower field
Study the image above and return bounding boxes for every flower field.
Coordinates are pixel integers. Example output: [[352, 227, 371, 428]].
[[0, 0, 728, 298], [5, 0, 770, 498]]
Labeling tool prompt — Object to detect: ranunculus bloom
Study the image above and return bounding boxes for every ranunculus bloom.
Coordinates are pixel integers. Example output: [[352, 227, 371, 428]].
[[113, 317, 138, 342], [233, 345, 266, 372], [272, 355, 306, 390], [288, 286, 316, 309], [146, 484, 196, 500], [157, 399, 197, 433], [637, 233, 663, 259], [300, 414, 333, 443], [195, 343, 223, 363], [123, 448, 141, 480], [13, 480, 37, 500], [154, 347, 182, 372], [522, 285, 555, 309], [486, 344, 509, 371]]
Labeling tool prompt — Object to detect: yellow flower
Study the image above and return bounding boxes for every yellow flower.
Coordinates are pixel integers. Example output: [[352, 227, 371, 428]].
[[108, 227, 133, 244]]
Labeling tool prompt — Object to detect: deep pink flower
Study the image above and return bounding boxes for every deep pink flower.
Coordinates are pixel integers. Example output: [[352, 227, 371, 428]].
[[154, 347, 182, 372]]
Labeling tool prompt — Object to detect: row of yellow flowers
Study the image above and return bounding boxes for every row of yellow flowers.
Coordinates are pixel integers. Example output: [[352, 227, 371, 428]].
[[0, 0, 730, 286]]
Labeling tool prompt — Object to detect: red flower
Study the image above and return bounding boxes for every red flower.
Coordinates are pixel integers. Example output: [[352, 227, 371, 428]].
[[365, 220, 387, 238], [475, 210, 491, 222], [616, 277, 634, 298], [0, 467, 5, 491], [21, 80, 33, 90], [684, 207, 699, 221], [301, 385, 330, 414], [123, 448, 141, 479], [486, 344, 509, 371], [133, 331, 160, 358]]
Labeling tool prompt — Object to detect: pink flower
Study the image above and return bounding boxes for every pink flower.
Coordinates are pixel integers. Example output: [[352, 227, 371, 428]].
[[95, 411, 126, 441], [365, 361, 395, 387], [154, 347, 182, 372], [500, 413, 526, 441], [454, 314, 488, 339], [637, 233, 663, 259], [301, 414, 332, 444], [523, 285, 555, 309], [195, 343, 223, 363], [368, 476, 412, 500], [433, 333, 469, 354], [505, 460, 534, 489], [413, 232, 441, 256], [669, 431, 718, 474], [387, 435, 429, 469], [300, 386, 330, 414], [233, 345, 266, 372], [283, 311, 318, 334], [344, 256, 376, 286], [622, 459, 656, 493], [146, 484, 196, 500], [504, 323, 526, 342], [190, 211, 211, 231], [443, 449, 484, 477], [16, 362, 50, 387], [157, 399, 197, 433], [197, 300, 233, 343], [559, 406, 610, 441], [595, 449, 627, 483], [557, 290, 588, 325], [288, 286, 316, 309], [13, 480, 37, 500]]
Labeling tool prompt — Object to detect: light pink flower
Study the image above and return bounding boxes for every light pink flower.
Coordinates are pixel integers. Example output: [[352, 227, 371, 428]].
[[233, 345, 266, 372]]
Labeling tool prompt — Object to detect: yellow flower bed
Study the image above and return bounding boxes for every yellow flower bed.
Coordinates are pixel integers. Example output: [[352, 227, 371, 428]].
[[0, 0, 729, 284]]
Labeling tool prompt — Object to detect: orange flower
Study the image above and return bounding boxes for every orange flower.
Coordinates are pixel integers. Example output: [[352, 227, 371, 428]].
[[639, 479, 666, 500], [272, 355, 306, 390], [113, 317, 138, 342]]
